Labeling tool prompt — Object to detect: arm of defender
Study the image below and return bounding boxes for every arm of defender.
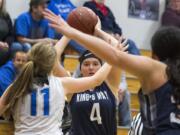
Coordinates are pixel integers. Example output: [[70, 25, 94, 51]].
[[61, 63, 112, 95], [43, 9, 166, 87], [52, 36, 70, 77]]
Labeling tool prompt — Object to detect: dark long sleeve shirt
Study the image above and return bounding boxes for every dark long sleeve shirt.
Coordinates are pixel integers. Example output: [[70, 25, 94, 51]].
[[161, 8, 180, 28]]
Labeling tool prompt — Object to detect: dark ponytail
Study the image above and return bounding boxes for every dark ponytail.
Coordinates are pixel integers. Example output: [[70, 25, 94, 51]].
[[166, 57, 180, 104], [151, 26, 180, 104]]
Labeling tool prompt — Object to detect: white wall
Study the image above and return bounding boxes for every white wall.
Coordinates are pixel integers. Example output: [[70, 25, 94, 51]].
[[6, 0, 29, 20], [6, 0, 166, 50]]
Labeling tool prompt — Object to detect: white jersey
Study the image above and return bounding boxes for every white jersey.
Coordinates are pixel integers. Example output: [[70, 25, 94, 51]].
[[13, 76, 65, 135]]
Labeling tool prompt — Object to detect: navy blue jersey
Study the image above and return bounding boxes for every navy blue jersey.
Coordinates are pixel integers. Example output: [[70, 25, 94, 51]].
[[138, 81, 180, 135], [69, 82, 117, 135]]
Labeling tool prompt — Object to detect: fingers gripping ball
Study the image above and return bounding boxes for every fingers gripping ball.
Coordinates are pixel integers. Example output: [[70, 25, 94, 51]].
[[67, 7, 98, 35]]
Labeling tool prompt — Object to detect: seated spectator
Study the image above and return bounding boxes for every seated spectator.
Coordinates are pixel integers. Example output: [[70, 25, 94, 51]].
[[84, 0, 140, 55], [0, 0, 15, 66], [0, 51, 27, 97], [13, 0, 56, 53], [161, 0, 180, 27], [48, 0, 86, 54], [48, 0, 75, 21]]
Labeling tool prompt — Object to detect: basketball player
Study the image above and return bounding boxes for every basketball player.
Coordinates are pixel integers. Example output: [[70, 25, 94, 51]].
[[66, 21, 128, 135], [55, 29, 127, 135], [0, 36, 113, 135], [54, 22, 128, 135], [44, 10, 180, 135], [68, 50, 121, 135]]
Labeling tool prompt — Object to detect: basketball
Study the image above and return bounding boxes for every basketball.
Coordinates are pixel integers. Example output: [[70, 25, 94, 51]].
[[67, 7, 98, 35]]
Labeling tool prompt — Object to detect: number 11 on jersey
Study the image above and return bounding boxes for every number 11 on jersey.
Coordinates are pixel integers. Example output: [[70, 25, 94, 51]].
[[31, 88, 50, 116]]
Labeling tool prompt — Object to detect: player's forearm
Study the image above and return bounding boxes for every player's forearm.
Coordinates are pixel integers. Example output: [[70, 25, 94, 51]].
[[52, 60, 70, 77], [54, 36, 70, 59], [71, 28, 120, 66], [92, 63, 112, 86]]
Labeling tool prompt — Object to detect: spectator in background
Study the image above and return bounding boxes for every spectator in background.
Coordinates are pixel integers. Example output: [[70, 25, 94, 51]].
[[0, 0, 15, 66], [84, 0, 140, 55], [48, 0, 75, 21], [48, 0, 86, 54], [13, 0, 56, 53], [0, 51, 27, 97], [162, 0, 180, 28]]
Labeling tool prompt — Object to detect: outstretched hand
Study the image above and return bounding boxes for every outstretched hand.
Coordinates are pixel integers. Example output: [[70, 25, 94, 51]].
[[117, 38, 129, 52], [43, 9, 73, 38], [107, 36, 129, 52]]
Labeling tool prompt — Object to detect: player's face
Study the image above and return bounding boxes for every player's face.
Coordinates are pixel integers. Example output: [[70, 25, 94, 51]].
[[13, 52, 27, 71], [80, 58, 101, 77]]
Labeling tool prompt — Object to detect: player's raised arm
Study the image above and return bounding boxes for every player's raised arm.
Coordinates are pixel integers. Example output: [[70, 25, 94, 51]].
[[43, 9, 157, 80]]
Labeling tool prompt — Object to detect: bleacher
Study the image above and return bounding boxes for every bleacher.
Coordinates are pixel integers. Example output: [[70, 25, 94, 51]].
[[0, 48, 151, 135], [0, 120, 14, 135]]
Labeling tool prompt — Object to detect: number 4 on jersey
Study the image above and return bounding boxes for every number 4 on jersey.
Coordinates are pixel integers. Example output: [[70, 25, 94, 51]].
[[90, 103, 102, 124]]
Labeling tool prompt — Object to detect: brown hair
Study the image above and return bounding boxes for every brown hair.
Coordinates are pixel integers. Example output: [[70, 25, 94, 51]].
[[3, 43, 56, 119]]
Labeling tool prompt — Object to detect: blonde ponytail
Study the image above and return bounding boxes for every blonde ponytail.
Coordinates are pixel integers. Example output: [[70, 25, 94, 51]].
[[3, 61, 34, 119]]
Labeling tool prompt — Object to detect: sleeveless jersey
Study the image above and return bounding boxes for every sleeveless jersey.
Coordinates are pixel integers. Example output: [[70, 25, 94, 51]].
[[138, 81, 180, 135], [13, 76, 65, 135], [69, 82, 117, 135]]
